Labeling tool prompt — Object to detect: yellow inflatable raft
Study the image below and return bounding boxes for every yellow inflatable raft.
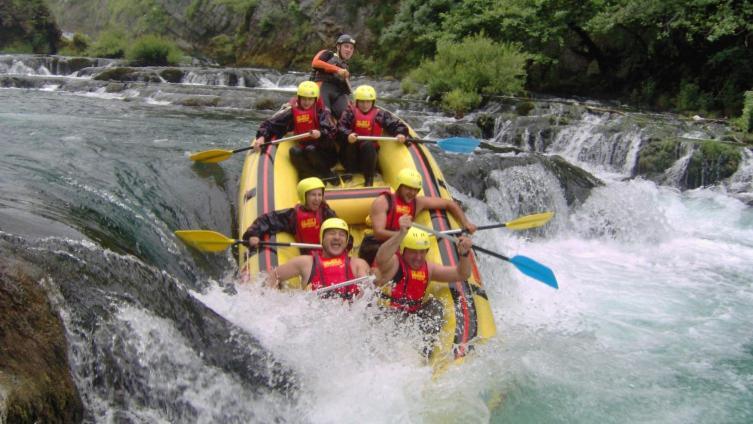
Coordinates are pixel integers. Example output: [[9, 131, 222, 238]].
[[237, 109, 496, 372]]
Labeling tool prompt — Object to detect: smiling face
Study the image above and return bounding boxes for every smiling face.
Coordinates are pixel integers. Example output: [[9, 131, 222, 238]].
[[338, 43, 354, 60], [356, 100, 373, 113], [402, 247, 428, 270], [304, 188, 324, 210], [298, 96, 316, 110], [322, 228, 348, 257], [396, 185, 420, 203]]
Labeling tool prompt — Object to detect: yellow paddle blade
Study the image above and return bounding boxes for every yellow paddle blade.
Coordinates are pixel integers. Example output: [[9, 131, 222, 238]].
[[504, 212, 554, 230], [175, 230, 236, 252], [189, 149, 234, 163]]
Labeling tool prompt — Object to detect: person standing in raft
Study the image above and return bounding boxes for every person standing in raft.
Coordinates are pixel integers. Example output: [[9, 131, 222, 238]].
[[338, 85, 409, 187], [251, 81, 337, 180], [358, 168, 477, 264], [266, 218, 371, 299], [310, 33, 356, 120], [242, 177, 336, 252]]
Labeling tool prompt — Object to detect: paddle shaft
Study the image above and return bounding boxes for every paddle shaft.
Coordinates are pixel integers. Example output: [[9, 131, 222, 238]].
[[244, 131, 313, 152], [314, 275, 375, 294], [234, 240, 322, 249], [413, 222, 512, 262], [356, 136, 437, 145], [442, 223, 509, 235]]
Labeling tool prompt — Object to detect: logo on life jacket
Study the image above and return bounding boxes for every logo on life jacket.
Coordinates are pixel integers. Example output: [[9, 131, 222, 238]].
[[296, 114, 312, 124], [355, 119, 371, 129], [322, 257, 345, 268], [300, 217, 318, 229], [395, 204, 412, 216], [410, 270, 427, 281]]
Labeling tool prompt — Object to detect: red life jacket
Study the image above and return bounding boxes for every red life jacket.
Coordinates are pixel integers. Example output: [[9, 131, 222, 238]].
[[386, 253, 430, 313], [382, 191, 417, 231], [308, 251, 358, 299], [294, 204, 323, 244], [289, 98, 322, 145], [352, 106, 382, 138]]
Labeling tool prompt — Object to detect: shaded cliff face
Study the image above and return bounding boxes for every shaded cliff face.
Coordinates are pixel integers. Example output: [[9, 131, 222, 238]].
[[45, 0, 390, 68]]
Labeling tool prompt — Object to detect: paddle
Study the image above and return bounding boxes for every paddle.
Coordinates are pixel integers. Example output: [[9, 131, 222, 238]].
[[174, 230, 321, 252], [356, 136, 480, 154], [314, 275, 376, 294], [411, 222, 558, 289], [441, 212, 554, 235], [189, 132, 313, 163]]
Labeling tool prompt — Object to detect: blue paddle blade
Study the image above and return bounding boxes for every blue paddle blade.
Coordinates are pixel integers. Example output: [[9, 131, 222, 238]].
[[436, 137, 480, 153], [509, 255, 559, 289]]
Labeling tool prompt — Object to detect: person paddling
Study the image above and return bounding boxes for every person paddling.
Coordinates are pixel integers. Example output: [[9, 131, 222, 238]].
[[242, 177, 336, 252], [338, 85, 409, 187], [252, 81, 337, 180], [310, 33, 355, 120], [266, 218, 371, 299], [358, 168, 477, 263]]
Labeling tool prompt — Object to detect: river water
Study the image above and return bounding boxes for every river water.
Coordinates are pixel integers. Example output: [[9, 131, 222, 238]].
[[1, 66, 752, 423]]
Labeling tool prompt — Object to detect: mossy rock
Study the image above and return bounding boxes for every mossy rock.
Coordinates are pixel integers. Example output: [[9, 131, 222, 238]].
[[177, 96, 221, 107], [685, 141, 742, 188], [0, 264, 84, 423], [67, 57, 94, 73], [515, 101, 535, 116], [93, 67, 137, 82], [159, 68, 184, 83], [636, 138, 682, 177], [254, 97, 279, 110], [476, 114, 496, 139]]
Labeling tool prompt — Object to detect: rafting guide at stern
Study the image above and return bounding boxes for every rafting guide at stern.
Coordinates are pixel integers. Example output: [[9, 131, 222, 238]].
[[310, 33, 355, 120]]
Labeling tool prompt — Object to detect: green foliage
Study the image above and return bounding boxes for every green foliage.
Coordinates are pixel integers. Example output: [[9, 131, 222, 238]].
[[208, 35, 236, 65], [0, 0, 61, 53], [87, 29, 128, 58], [59, 33, 91, 55], [441, 89, 482, 115], [686, 141, 741, 188], [126, 35, 183, 66], [400, 76, 419, 95], [408, 35, 529, 113], [736, 91, 753, 133], [674, 80, 710, 113]]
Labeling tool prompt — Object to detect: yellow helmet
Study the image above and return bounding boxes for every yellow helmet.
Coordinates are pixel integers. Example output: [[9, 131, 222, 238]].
[[395, 168, 422, 190], [401, 227, 431, 251], [320, 217, 349, 241], [296, 177, 325, 204], [354, 85, 377, 102], [297, 81, 319, 98]]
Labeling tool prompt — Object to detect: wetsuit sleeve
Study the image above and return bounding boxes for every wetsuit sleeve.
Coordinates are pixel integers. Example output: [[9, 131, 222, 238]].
[[256, 108, 294, 141], [337, 108, 356, 138], [242, 208, 297, 240], [377, 110, 409, 136], [318, 107, 336, 142], [311, 50, 341, 74]]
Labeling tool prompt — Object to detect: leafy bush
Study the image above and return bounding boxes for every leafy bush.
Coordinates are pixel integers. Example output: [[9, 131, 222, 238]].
[[59, 33, 91, 55], [126, 35, 183, 66], [737, 91, 753, 133], [407, 34, 529, 114], [87, 30, 128, 58], [441, 89, 481, 116], [674, 80, 710, 112]]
